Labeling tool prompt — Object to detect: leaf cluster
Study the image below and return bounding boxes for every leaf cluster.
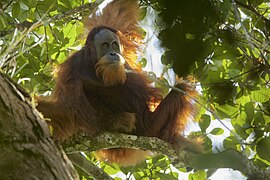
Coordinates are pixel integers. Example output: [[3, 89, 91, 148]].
[[0, 0, 88, 93]]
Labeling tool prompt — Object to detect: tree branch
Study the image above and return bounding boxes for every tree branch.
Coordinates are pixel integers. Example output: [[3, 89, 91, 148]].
[[63, 132, 270, 179], [235, 0, 270, 24], [189, 150, 270, 180], [67, 153, 113, 180], [0, 72, 79, 179], [63, 132, 179, 163]]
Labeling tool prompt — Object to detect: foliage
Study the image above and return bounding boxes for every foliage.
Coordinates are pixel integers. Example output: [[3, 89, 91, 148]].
[[0, 0, 270, 179], [142, 0, 270, 169], [0, 0, 90, 93]]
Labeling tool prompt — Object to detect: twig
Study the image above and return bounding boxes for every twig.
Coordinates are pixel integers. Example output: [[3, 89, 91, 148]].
[[67, 153, 113, 180], [169, 83, 242, 140], [231, 0, 254, 49], [232, 0, 269, 66], [235, 0, 270, 24]]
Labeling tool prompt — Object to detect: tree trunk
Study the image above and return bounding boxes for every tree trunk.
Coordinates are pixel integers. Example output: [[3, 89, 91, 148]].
[[0, 73, 78, 180]]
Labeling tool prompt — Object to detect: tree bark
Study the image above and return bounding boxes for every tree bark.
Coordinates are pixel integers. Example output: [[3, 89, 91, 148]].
[[64, 132, 270, 180], [0, 73, 78, 180]]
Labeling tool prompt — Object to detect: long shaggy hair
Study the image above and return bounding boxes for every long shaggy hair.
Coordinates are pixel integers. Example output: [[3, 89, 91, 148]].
[[95, 55, 127, 86], [37, 0, 200, 167]]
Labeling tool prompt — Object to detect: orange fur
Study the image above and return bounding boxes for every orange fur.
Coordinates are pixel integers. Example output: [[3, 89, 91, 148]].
[[95, 149, 151, 167], [95, 56, 127, 86], [174, 83, 198, 133], [110, 112, 137, 132]]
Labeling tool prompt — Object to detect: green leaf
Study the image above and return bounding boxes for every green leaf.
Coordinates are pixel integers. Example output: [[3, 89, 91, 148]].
[[12, 2, 21, 18], [139, 58, 147, 68], [210, 128, 224, 135], [58, 4, 69, 12], [0, 14, 7, 30], [219, 0, 231, 20], [244, 102, 254, 122], [252, 0, 265, 6], [22, 0, 37, 8], [186, 33, 195, 40], [139, 7, 147, 20], [59, 0, 72, 9], [17, 10, 29, 22], [161, 52, 171, 65], [216, 103, 238, 119], [113, 178, 122, 180], [257, 137, 270, 162], [154, 172, 178, 180], [223, 136, 239, 149], [102, 164, 119, 175], [228, 69, 241, 78], [155, 78, 170, 95], [251, 88, 270, 102], [133, 171, 146, 179], [19, 1, 29, 10], [203, 136, 213, 152], [189, 170, 207, 180], [232, 111, 251, 139], [53, 28, 64, 42], [42, 63, 53, 76], [253, 112, 265, 126], [199, 114, 211, 133], [261, 101, 270, 115], [37, 0, 58, 12], [151, 155, 169, 169]]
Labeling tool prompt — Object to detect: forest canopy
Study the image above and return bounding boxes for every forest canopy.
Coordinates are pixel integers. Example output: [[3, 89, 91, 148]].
[[0, 0, 270, 179]]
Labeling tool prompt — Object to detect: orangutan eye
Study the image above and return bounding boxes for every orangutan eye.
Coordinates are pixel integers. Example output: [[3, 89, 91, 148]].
[[111, 41, 120, 52], [102, 42, 110, 48]]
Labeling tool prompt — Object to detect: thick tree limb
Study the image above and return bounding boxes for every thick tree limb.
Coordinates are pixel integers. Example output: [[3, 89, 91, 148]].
[[63, 132, 180, 163], [0, 72, 78, 179], [63, 132, 270, 179]]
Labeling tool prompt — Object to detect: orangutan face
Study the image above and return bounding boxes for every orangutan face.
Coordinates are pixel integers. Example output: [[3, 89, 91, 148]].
[[94, 29, 126, 86]]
